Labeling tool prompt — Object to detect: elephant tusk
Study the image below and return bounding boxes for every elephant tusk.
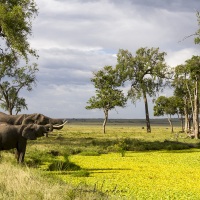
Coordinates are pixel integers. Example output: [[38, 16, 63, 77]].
[[53, 120, 68, 129]]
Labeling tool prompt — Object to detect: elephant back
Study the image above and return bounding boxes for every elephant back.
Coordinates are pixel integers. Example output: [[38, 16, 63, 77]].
[[15, 114, 28, 125], [22, 113, 43, 125]]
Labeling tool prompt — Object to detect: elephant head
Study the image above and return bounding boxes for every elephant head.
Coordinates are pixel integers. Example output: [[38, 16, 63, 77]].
[[22, 124, 53, 140], [22, 113, 67, 130]]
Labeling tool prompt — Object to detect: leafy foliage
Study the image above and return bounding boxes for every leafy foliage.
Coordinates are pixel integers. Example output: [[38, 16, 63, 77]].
[[86, 66, 126, 110], [0, 0, 38, 60], [194, 11, 200, 44], [117, 47, 169, 101], [0, 63, 38, 114], [154, 96, 178, 117]]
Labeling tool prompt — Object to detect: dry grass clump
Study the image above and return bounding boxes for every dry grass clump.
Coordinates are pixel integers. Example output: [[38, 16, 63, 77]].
[[0, 161, 68, 200], [0, 160, 107, 200]]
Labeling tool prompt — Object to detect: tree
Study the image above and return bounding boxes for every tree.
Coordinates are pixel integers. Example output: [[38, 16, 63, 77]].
[[0, 0, 38, 61], [0, 0, 38, 115], [185, 56, 200, 139], [154, 96, 179, 133], [116, 47, 169, 133], [0, 63, 38, 115], [172, 64, 193, 133], [173, 86, 189, 132], [86, 66, 127, 133], [172, 56, 200, 138]]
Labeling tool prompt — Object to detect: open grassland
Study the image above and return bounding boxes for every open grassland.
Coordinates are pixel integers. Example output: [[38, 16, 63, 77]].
[[1, 122, 200, 199]]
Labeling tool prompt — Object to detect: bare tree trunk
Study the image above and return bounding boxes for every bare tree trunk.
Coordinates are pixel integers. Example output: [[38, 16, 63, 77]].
[[103, 109, 108, 134], [177, 110, 184, 132], [193, 79, 199, 139], [186, 81, 194, 116], [168, 115, 174, 133], [188, 115, 193, 130], [184, 97, 189, 134], [143, 91, 151, 133], [180, 115, 184, 132], [9, 106, 12, 115]]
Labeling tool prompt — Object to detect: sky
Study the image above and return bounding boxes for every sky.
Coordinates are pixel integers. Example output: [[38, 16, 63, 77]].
[[16, 0, 200, 119]]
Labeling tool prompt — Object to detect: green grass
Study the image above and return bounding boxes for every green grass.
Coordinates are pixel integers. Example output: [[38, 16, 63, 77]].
[[1, 124, 200, 199]]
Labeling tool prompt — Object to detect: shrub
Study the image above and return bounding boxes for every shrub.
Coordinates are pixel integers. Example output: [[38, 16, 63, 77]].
[[71, 169, 90, 177], [48, 153, 80, 171], [79, 151, 100, 156]]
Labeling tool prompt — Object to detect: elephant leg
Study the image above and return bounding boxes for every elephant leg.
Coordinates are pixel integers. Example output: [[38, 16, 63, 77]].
[[18, 151, 26, 163], [15, 149, 19, 160], [15, 148, 23, 163], [16, 140, 27, 163]]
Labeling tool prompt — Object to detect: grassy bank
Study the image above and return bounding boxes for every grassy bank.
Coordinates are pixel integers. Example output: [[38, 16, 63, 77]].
[[0, 158, 107, 200]]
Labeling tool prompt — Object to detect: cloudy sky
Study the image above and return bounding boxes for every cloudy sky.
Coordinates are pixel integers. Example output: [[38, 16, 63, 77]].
[[20, 0, 200, 119]]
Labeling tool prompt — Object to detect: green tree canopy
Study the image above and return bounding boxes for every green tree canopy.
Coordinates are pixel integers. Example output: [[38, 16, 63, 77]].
[[194, 11, 200, 44], [154, 96, 180, 133], [0, 0, 38, 61]]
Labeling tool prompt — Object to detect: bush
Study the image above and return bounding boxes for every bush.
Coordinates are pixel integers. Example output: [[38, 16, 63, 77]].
[[112, 138, 192, 152], [26, 150, 81, 171], [79, 151, 100, 156], [48, 153, 80, 171], [48, 159, 80, 171], [71, 169, 90, 177]]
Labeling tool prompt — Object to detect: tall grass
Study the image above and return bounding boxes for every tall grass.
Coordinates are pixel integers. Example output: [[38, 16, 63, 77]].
[[0, 161, 68, 199], [0, 158, 107, 200]]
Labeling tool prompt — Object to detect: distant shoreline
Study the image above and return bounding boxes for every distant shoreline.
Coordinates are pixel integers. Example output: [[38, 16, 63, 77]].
[[65, 118, 182, 126]]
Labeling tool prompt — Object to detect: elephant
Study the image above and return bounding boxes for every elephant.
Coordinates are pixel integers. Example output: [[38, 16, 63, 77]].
[[0, 123, 53, 163], [0, 112, 67, 136]]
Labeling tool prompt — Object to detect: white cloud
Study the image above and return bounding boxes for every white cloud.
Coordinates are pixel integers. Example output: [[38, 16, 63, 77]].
[[166, 48, 200, 67], [15, 0, 200, 119]]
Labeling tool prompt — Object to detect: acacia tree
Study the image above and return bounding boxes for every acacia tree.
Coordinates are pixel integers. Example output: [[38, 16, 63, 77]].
[[0, 63, 38, 115], [0, 0, 38, 60], [86, 66, 127, 133], [116, 47, 169, 133], [154, 96, 182, 133]]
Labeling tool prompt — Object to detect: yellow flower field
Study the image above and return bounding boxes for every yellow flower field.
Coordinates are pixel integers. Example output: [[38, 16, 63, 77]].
[[62, 150, 200, 199]]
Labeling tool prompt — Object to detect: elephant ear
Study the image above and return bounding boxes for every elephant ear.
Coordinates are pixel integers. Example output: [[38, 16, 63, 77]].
[[22, 125, 37, 140]]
